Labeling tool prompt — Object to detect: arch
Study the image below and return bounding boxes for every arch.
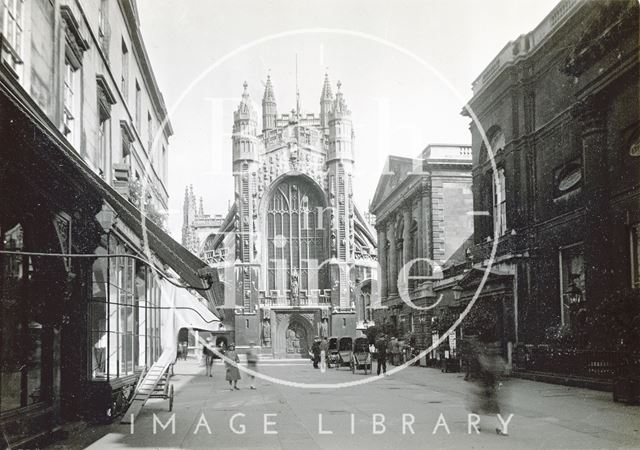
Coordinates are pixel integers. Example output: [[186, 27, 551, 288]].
[[262, 173, 328, 294], [479, 125, 505, 165], [275, 312, 315, 358]]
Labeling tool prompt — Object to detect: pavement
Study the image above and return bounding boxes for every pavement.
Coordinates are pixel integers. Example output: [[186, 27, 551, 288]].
[[50, 357, 640, 449]]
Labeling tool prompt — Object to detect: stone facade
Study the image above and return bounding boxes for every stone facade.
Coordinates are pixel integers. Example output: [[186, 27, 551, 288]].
[[181, 184, 225, 256], [207, 75, 377, 357], [370, 144, 473, 344], [462, 0, 639, 349]]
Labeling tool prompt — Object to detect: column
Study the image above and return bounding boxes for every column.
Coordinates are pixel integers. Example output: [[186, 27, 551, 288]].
[[579, 96, 608, 306], [420, 182, 432, 276], [377, 224, 387, 301], [402, 207, 411, 264], [388, 221, 397, 295]]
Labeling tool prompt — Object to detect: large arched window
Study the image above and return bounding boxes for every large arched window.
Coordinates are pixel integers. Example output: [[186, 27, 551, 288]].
[[266, 178, 326, 293]]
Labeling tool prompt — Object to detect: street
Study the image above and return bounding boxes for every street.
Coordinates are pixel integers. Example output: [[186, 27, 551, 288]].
[[50, 357, 640, 449]]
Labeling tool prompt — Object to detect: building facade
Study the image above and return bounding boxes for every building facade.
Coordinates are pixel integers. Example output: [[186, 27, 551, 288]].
[[461, 0, 639, 357], [181, 184, 225, 256], [0, 0, 218, 445], [206, 75, 377, 357], [370, 144, 473, 346]]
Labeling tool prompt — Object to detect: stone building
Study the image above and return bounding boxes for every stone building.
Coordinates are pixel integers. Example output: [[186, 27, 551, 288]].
[[461, 0, 639, 356], [206, 75, 377, 357], [181, 184, 225, 256], [0, 0, 219, 445], [370, 144, 473, 343]]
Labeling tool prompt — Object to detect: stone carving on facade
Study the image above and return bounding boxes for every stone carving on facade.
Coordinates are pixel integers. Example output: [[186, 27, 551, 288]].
[[262, 319, 271, 346], [320, 318, 329, 338], [290, 269, 299, 305]]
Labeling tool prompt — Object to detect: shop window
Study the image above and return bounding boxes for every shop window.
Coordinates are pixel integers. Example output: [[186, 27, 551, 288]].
[[631, 223, 640, 289], [0, 223, 43, 412], [559, 243, 585, 326], [89, 240, 163, 381]]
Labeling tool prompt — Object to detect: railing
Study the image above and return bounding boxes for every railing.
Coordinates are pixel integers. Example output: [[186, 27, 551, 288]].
[[258, 290, 332, 307], [514, 346, 640, 379]]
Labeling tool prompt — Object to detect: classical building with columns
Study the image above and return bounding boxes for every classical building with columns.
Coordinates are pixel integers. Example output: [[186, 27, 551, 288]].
[[370, 144, 473, 343], [204, 74, 377, 357], [460, 0, 639, 361]]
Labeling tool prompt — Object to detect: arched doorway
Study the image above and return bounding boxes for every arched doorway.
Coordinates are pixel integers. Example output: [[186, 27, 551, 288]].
[[286, 320, 309, 357]]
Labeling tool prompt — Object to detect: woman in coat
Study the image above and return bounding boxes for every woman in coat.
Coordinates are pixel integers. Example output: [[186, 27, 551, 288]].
[[225, 343, 241, 390]]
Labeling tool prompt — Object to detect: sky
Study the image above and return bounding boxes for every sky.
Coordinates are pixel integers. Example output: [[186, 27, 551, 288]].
[[137, 0, 560, 240]]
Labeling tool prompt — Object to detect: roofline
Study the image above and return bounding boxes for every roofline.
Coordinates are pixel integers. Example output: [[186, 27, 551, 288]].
[[119, 0, 174, 138]]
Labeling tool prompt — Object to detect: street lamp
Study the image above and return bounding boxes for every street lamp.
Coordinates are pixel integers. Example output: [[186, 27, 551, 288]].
[[452, 284, 463, 301]]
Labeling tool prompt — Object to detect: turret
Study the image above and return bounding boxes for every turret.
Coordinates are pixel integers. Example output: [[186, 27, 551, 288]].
[[320, 73, 333, 134], [233, 81, 258, 164], [327, 81, 354, 163], [262, 75, 277, 133]]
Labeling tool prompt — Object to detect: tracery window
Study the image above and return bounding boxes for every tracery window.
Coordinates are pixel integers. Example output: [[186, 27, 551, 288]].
[[266, 178, 325, 293]]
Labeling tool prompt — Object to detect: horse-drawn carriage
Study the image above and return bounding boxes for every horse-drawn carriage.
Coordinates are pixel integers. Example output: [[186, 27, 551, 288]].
[[335, 337, 353, 369]]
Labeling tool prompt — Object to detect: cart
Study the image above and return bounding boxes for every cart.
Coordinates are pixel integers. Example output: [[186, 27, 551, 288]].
[[149, 365, 175, 411], [336, 337, 353, 369], [327, 337, 339, 368], [351, 337, 372, 374]]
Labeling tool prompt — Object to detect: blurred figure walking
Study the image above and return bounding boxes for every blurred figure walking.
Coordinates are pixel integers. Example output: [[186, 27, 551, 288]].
[[225, 343, 241, 390], [203, 337, 214, 377], [247, 342, 259, 389]]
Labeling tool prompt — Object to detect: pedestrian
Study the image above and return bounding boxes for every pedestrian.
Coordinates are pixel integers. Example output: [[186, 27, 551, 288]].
[[319, 337, 329, 371], [376, 334, 387, 375], [386, 336, 394, 366], [467, 337, 508, 436], [247, 341, 258, 389], [225, 343, 241, 390], [311, 337, 321, 369], [203, 337, 214, 377], [392, 336, 400, 366]]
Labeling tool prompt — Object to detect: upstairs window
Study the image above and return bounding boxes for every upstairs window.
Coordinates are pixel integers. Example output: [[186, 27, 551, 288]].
[[97, 0, 109, 56], [135, 81, 141, 130], [147, 111, 153, 151], [121, 39, 128, 100], [492, 167, 506, 236], [63, 58, 77, 139], [1, 0, 24, 75]]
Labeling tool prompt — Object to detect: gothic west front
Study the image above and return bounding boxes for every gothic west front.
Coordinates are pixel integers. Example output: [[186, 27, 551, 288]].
[[200, 74, 377, 357]]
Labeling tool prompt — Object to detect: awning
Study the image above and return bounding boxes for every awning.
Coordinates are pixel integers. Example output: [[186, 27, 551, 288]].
[[0, 64, 222, 318], [160, 280, 221, 349]]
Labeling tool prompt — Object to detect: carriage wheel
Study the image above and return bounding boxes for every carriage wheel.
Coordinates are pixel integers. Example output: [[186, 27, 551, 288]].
[[168, 384, 174, 412]]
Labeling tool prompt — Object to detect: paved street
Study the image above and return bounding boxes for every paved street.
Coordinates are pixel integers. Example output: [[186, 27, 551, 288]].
[[51, 357, 640, 449]]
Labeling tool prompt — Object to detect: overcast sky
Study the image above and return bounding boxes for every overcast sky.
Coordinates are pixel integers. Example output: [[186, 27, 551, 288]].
[[137, 0, 559, 240]]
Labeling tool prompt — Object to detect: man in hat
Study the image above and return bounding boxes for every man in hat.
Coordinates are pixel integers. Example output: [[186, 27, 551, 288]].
[[203, 337, 214, 377], [311, 337, 321, 369], [376, 334, 388, 375]]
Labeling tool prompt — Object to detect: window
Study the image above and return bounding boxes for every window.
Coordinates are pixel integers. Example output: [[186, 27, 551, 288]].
[[492, 167, 506, 236], [1, 0, 24, 75], [1, 223, 44, 412], [121, 39, 128, 100], [63, 58, 76, 139], [147, 112, 153, 151], [266, 178, 326, 295], [89, 240, 160, 381], [135, 81, 141, 130], [631, 223, 640, 289], [97, 117, 108, 176], [559, 243, 585, 326], [98, 0, 109, 56]]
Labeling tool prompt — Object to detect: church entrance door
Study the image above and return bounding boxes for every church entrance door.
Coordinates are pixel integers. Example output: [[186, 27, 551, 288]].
[[286, 321, 309, 358]]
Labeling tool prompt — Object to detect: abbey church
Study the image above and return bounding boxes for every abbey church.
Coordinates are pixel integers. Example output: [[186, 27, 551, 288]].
[[203, 74, 377, 357]]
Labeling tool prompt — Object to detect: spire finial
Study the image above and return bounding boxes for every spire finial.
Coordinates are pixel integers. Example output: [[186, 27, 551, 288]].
[[337, 80, 342, 91]]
